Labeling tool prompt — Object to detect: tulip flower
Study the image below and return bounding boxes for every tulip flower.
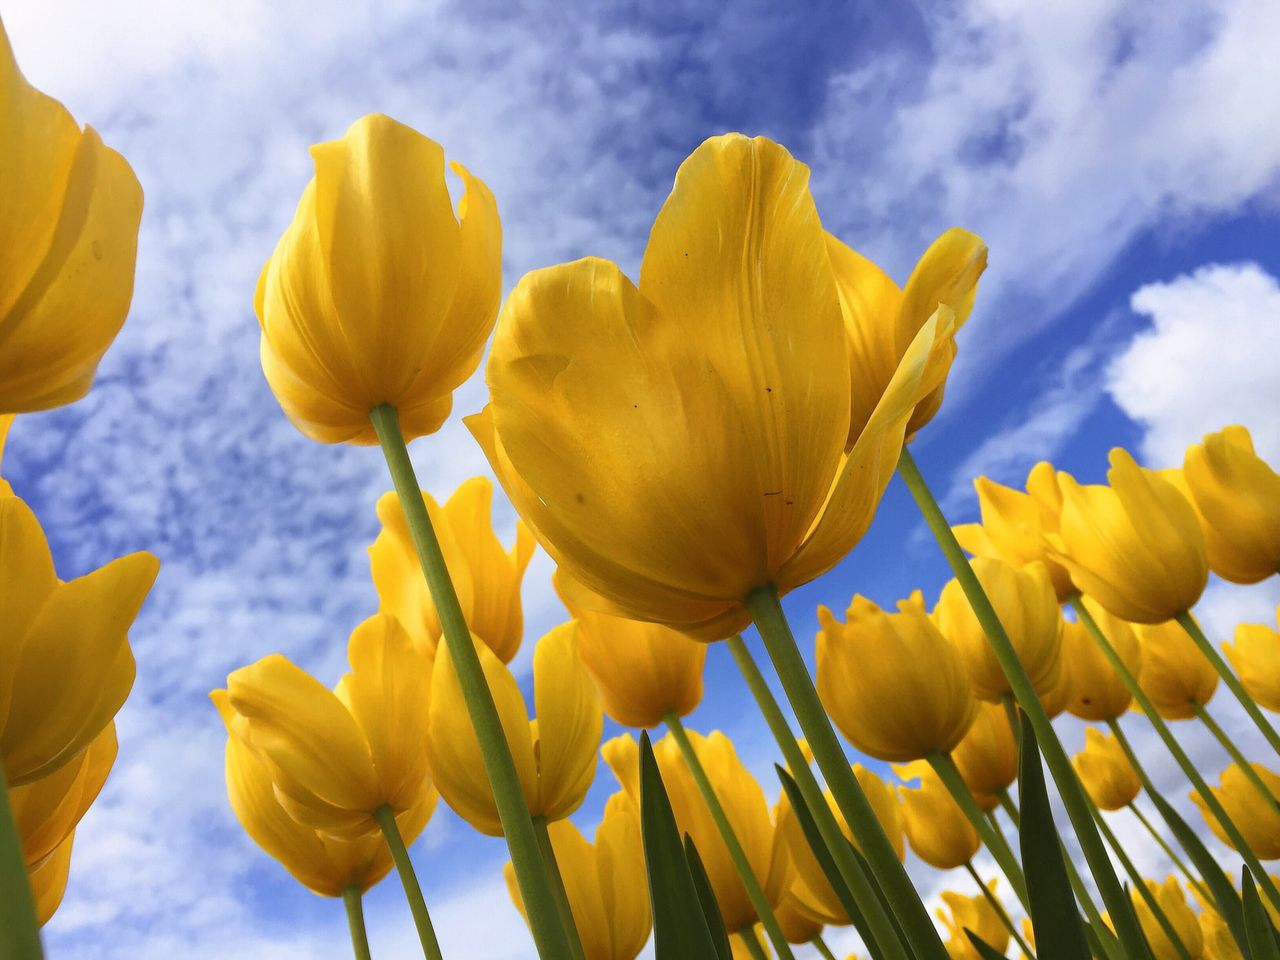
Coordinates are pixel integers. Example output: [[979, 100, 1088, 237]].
[[1133, 618, 1218, 721], [467, 133, 960, 640], [934, 557, 1063, 702], [370, 477, 535, 662], [0, 495, 158, 785], [774, 888, 822, 946], [953, 464, 1075, 601], [950, 702, 1018, 810], [1199, 908, 1244, 960], [255, 113, 501, 445], [894, 760, 980, 870], [1063, 601, 1141, 722], [430, 622, 601, 836], [1191, 763, 1280, 860], [1072, 728, 1140, 811], [1180, 425, 1280, 584], [1224, 612, 1280, 712], [938, 882, 1009, 960], [1047, 450, 1208, 624], [817, 595, 976, 762], [1120, 877, 1203, 960], [0, 415, 13, 495], [28, 831, 73, 926], [0, 21, 144, 413], [504, 792, 651, 960]]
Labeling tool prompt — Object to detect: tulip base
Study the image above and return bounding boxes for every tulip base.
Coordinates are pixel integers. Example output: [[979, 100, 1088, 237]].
[[0, 767, 41, 960], [811, 935, 839, 960], [342, 886, 372, 960]]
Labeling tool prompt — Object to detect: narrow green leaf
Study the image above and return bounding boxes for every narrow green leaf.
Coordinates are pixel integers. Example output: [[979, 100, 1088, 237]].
[[1243, 870, 1280, 960], [965, 929, 1012, 960], [684, 835, 733, 960]]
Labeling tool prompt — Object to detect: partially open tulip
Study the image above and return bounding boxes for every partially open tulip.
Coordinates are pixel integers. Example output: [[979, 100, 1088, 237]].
[[29, 831, 73, 925], [468, 134, 961, 640], [1224, 612, 1280, 712], [1, 495, 157, 785], [430, 622, 601, 836], [1191, 763, 1280, 860], [938, 881, 1009, 960], [1063, 601, 1141, 722], [1072, 728, 1140, 811], [256, 113, 501, 445], [894, 760, 980, 870], [0, 21, 144, 413], [950, 702, 1018, 810], [1199, 908, 1244, 960], [217, 614, 434, 839], [1133, 618, 1218, 720], [1122, 877, 1203, 960], [818, 595, 976, 762], [504, 791, 651, 960], [934, 557, 1063, 701], [370, 476, 535, 662], [1047, 450, 1208, 624]]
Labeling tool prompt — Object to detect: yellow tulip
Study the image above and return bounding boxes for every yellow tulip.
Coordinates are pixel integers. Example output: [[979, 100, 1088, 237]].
[[212, 690, 434, 897], [1072, 728, 1140, 811], [218, 614, 434, 839], [953, 464, 1075, 601], [817, 595, 976, 762], [1037, 653, 1073, 720], [1199, 908, 1244, 960], [255, 113, 501, 445], [950, 702, 1018, 811], [934, 557, 1063, 701], [1181, 425, 1280, 584], [0, 495, 157, 785], [1047, 450, 1208, 624], [894, 760, 980, 870], [556, 569, 706, 728], [370, 476, 535, 662], [1224, 612, 1280, 712], [504, 791, 651, 960], [1125, 877, 1203, 960], [1133, 618, 1218, 720], [774, 887, 822, 945], [0, 21, 144, 413], [468, 134, 962, 640], [0, 415, 13, 494], [430, 622, 601, 835], [29, 830, 73, 926], [827, 227, 987, 442], [938, 881, 1009, 960], [1062, 600, 1141, 722], [1191, 763, 1280, 860]]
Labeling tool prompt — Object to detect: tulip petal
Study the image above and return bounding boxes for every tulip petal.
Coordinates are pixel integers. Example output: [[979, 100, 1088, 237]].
[[594, 794, 651, 958], [30, 830, 74, 926], [532, 622, 601, 821], [0, 497, 58, 720]]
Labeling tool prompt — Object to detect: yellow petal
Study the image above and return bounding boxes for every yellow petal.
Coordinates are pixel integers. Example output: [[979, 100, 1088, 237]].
[[0, 496, 58, 719], [30, 830, 74, 926], [532, 622, 602, 821], [1225, 617, 1280, 712], [594, 792, 652, 957]]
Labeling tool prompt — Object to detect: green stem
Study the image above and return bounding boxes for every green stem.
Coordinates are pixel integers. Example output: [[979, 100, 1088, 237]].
[[0, 767, 41, 960], [997, 790, 1021, 830], [1176, 611, 1280, 758], [738, 926, 770, 960], [745, 585, 949, 960], [342, 886, 373, 960], [532, 817, 586, 960], [1127, 802, 1208, 901], [370, 405, 571, 960], [664, 711, 795, 959], [1075, 599, 1280, 912], [964, 860, 1035, 959], [812, 934, 839, 960], [897, 449, 1151, 959], [726, 635, 911, 960], [374, 805, 443, 960], [1191, 701, 1280, 812]]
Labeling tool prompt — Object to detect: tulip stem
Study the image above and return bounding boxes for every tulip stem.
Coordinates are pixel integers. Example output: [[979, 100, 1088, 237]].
[[812, 935, 839, 960], [370, 405, 572, 960], [996, 790, 1021, 829], [1072, 596, 1280, 912], [964, 861, 1035, 959], [0, 767, 41, 960], [342, 886, 373, 960], [531, 817, 586, 960], [664, 710, 796, 960], [725, 634, 913, 960], [373, 805, 443, 960], [738, 927, 770, 960], [1175, 611, 1280, 758], [745, 585, 950, 960], [1127, 802, 1208, 901], [1191, 701, 1280, 812], [896, 448, 1152, 959]]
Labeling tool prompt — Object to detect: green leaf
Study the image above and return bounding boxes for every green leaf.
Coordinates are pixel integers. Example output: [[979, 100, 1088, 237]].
[[1242, 869, 1280, 960], [965, 929, 1012, 960], [684, 835, 732, 960]]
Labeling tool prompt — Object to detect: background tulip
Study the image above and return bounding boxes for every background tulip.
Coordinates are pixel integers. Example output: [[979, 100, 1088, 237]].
[[1133, 618, 1219, 720], [1224, 613, 1280, 712], [1126, 877, 1203, 960], [937, 882, 1009, 960], [1072, 728, 1140, 811], [894, 760, 980, 870], [1191, 763, 1280, 859], [1199, 908, 1244, 960], [950, 702, 1018, 810], [1063, 601, 1141, 721]]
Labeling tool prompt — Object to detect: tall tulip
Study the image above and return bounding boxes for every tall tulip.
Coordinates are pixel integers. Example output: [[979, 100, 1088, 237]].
[[1191, 764, 1280, 860], [1224, 612, 1280, 712], [1063, 601, 1141, 722], [1132, 619, 1218, 721], [950, 702, 1018, 811], [894, 760, 980, 870], [1072, 728, 1140, 811]]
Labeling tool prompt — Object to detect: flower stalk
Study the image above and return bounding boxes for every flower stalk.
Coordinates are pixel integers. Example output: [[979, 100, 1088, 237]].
[[531, 818, 586, 960], [964, 861, 1035, 959], [374, 805, 443, 960], [342, 886, 373, 960], [0, 768, 41, 960], [1190, 702, 1280, 811]]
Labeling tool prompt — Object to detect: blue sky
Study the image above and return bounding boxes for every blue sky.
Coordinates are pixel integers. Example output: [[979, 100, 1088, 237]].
[[5, 1, 1280, 957]]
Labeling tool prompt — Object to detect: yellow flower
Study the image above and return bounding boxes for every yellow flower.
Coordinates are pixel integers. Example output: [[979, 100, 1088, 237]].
[[934, 557, 1063, 701], [938, 881, 1009, 960], [1199, 908, 1244, 960], [556, 569, 706, 728], [1062, 600, 1141, 722], [212, 689, 434, 896], [1181, 425, 1280, 584], [1133, 617, 1218, 720], [1036, 653, 1073, 720], [0, 415, 13, 495], [953, 463, 1075, 601], [1126, 877, 1203, 960], [1191, 763, 1280, 860], [1072, 728, 1140, 811], [218, 614, 434, 839], [255, 113, 501, 445], [894, 760, 980, 870], [775, 887, 822, 945], [29, 831, 74, 926], [827, 227, 987, 441], [467, 134, 961, 640], [817, 595, 976, 762], [1047, 450, 1208, 623], [504, 791, 651, 960], [0, 495, 158, 785], [0, 22, 143, 413], [951, 702, 1018, 811], [430, 622, 601, 835], [1224, 611, 1280, 712], [370, 476, 535, 662]]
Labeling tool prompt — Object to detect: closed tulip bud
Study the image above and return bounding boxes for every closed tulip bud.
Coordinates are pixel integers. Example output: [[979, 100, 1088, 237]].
[[1191, 763, 1280, 860], [1072, 728, 1140, 811], [1224, 612, 1280, 712], [256, 113, 501, 445], [431, 622, 601, 835], [370, 477, 535, 662], [0, 495, 158, 785], [1121, 877, 1203, 960], [894, 760, 980, 870], [504, 791, 651, 960], [1048, 449, 1208, 623], [1200, 908, 1244, 960], [818, 596, 976, 762], [0, 22, 144, 413], [218, 614, 433, 839], [1133, 617, 1218, 720], [1063, 600, 1141, 721], [951, 702, 1018, 810], [938, 881, 1009, 960], [1181, 426, 1280, 584], [775, 888, 822, 945], [29, 831, 73, 926], [468, 134, 964, 640], [935, 557, 1063, 701]]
